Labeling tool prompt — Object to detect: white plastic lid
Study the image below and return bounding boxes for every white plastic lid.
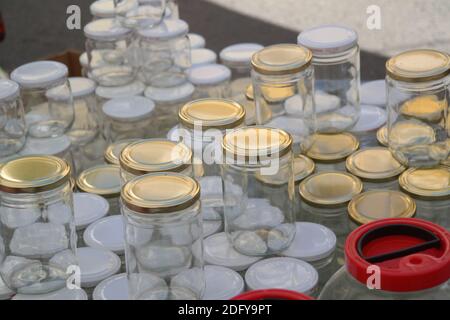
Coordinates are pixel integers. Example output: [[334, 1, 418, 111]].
[[297, 25, 358, 55], [350, 105, 387, 133], [138, 19, 189, 39], [203, 220, 223, 238], [191, 49, 217, 67], [188, 33, 206, 49], [68, 77, 97, 98], [90, 0, 138, 18], [84, 18, 132, 41], [204, 232, 261, 271], [96, 80, 145, 99], [281, 222, 336, 262], [93, 273, 128, 300], [102, 96, 155, 121], [12, 288, 88, 300], [0, 79, 20, 101], [245, 257, 319, 294], [11, 61, 68, 89], [73, 193, 110, 230], [220, 43, 264, 67], [0, 276, 14, 300], [83, 215, 125, 254], [79, 52, 88, 68], [19, 135, 71, 156], [203, 265, 244, 300], [360, 80, 386, 107], [188, 64, 231, 86], [144, 82, 194, 103]]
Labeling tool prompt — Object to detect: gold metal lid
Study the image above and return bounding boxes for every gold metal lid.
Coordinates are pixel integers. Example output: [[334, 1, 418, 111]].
[[120, 139, 192, 176], [251, 44, 312, 75], [222, 126, 293, 162], [376, 125, 388, 147], [400, 95, 446, 123], [346, 147, 405, 181], [348, 190, 416, 225], [0, 156, 71, 193], [256, 155, 315, 185], [299, 171, 363, 207], [386, 49, 450, 82], [306, 133, 359, 161], [104, 139, 139, 165], [245, 85, 254, 101], [179, 99, 246, 131], [399, 166, 450, 198], [121, 172, 200, 214], [77, 164, 121, 198]]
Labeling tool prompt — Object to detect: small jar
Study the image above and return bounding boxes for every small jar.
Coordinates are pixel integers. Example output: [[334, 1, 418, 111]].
[[399, 166, 450, 230], [319, 218, 450, 300], [0, 79, 26, 157], [89, 0, 139, 20], [102, 96, 155, 142], [11, 61, 74, 139], [386, 49, 450, 168], [104, 138, 140, 165], [144, 82, 195, 136], [191, 48, 217, 68], [84, 18, 135, 87], [346, 147, 405, 191], [0, 156, 76, 295], [137, 19, 190, 87], [188, 33, 206, 50], [121, 173, 205, 300], [76, 164, 122, 215], [349, 105, 387, 148], [220, 43, 263, 99], [188, 64, 232, 99], [307, 133, 359, 173], [221, 126, 296, 256], [360, 80, 386, 108], [298, 25, 360, 133], [119, 138, 193, 183], [251, 44, 315, 153]]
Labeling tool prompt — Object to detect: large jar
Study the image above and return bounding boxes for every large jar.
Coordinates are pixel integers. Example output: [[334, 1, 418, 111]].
[[221, 126, 296, 256], [0, 156, 77, 294], [298, 25, 361, 133], [386, 49, 450, 168], [319, 218, 450, 300], [188, 64, 232, 99], [251, 44, 315, 153], [11, 61, 74, 139], [121, 173, 205, 300]]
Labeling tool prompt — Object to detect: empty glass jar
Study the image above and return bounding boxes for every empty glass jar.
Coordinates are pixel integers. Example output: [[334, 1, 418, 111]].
[[0, 79, 26, 157], [121, 172, 205, 300], [11, 61, 74, 139], [0, 156, 76, 294], [386, 49, 450, 168], [188, 64, 232, 99], [221, 126, 296, 257]]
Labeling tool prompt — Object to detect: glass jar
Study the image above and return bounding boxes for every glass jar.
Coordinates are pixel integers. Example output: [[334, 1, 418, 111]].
[[386, 49, 450, 168], [0, 156, 76, 294], [307, 133, 359, 173], [144, 82, 195, 136], [350, 105, 387, 148], [298, 25, 360, 133], [220, 43, 263, 99], [0, 79, 26, 157], [251, 44, 315, 153], [346, 147, 405, 191], [188, 64, 232, 99], [76, 164, 122, 215], [104, 138, 139, 165], [319, 218, 450, 300], [11, 61, 74, 139], [188, 33, 206, 50], [89, 0, 139, 20], [119, 139, 193, 183], [84, 18, 135, 87], [102, 96, 155, 143], [137, 19, 190, 87], [399, 166, 450, 230], [221, 126, 296, 256], [121, 173, 205, 300], [191, 48, 217, 68], [123, 0, 167, 30]]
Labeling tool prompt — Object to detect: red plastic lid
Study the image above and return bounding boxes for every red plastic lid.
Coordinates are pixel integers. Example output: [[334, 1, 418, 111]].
[[231, 289, 314, 300], [345, 218, 450, 292]]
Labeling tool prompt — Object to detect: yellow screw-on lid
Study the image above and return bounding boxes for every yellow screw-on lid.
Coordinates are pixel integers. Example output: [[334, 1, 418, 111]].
[[104, 139, 139, 165], [77, 164, 121, 198], [399, 166, 450, 198], [307, 133, 359, 161]]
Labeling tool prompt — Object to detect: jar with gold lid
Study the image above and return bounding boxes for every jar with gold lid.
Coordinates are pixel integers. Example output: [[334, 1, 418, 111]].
[[76, 164, 122, 215], [121, 173, 204, 300], [221, 126, 296, 257], [0, 155, 77, 295], [104, 139, 139, 165], [251, 44, 315, 153], [386, 49, 450, 168], [399, 166, 450, 230]]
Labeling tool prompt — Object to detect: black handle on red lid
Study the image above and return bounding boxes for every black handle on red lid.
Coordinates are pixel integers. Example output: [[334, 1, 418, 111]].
[[357, 224, 441, 264]]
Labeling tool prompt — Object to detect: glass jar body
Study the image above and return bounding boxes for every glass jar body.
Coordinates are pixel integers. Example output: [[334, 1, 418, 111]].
[[0, 94, 27, 157], [103, 116, 152, 143]]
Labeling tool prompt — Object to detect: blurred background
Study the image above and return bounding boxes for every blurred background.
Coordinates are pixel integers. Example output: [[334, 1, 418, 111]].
[[0, 0, 449, 79]]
